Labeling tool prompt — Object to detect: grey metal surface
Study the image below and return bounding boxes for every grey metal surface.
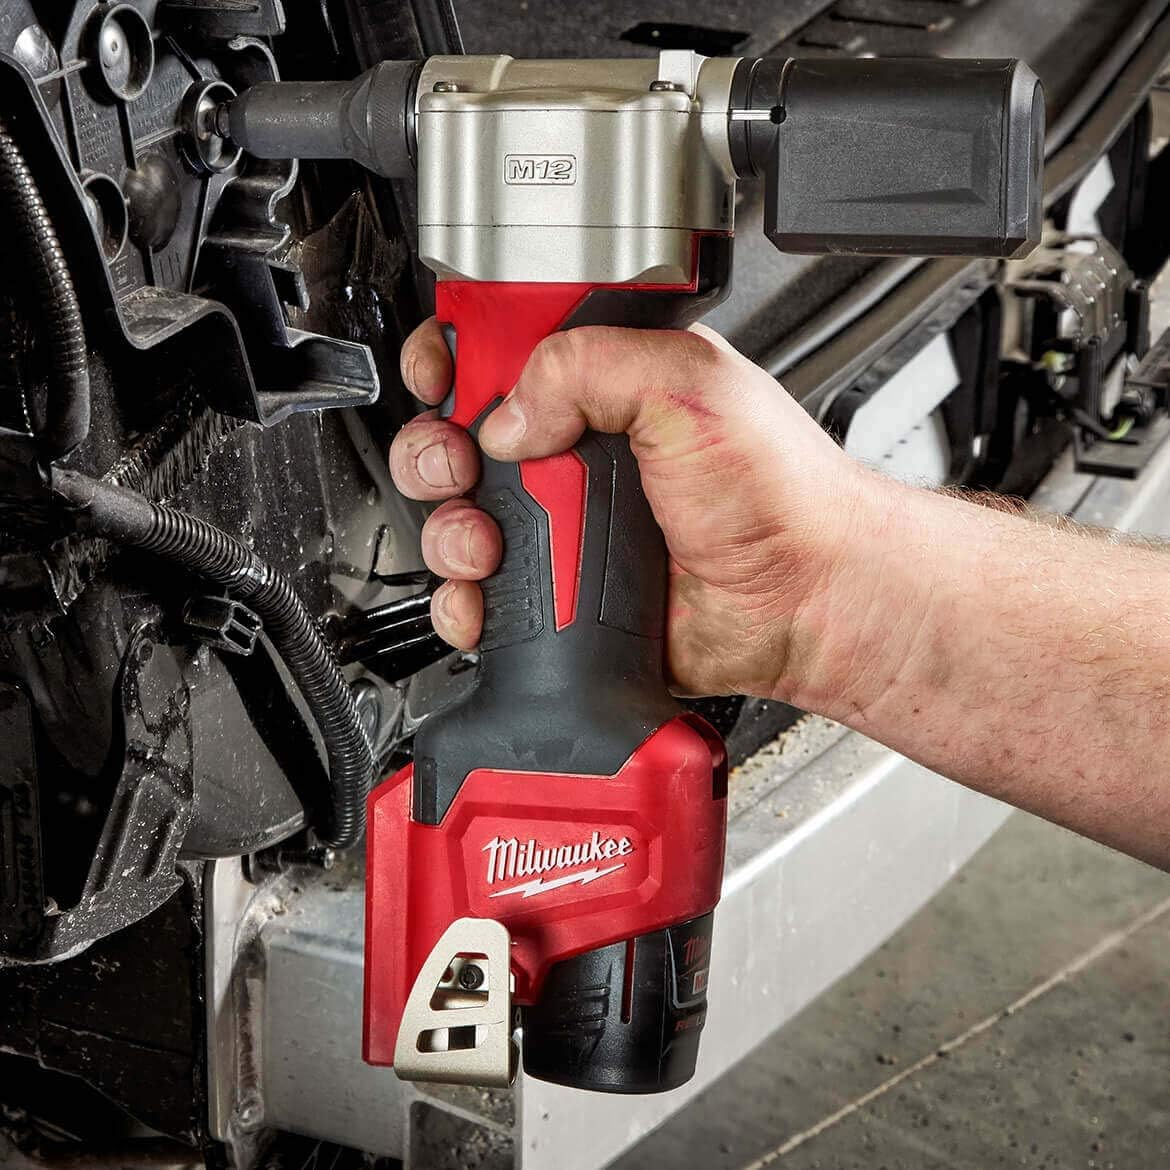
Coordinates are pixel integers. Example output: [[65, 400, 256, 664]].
[[205, 859, 254, 1146], [414, 53, 736, 282], [259, 866, 408, 1156]]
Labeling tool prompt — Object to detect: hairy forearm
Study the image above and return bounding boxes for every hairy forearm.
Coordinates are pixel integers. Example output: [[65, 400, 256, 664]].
[[788, 474, 1170, 868]]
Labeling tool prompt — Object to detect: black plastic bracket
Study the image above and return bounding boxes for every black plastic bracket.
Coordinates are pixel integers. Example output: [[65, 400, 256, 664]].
[[183, 594, 263, 655], [1074, 415, 1170, 478], [1074, 324, 1170, 479], [0, 681, 45, 956]]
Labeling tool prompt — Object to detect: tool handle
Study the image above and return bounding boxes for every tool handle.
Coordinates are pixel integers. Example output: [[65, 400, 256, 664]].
[[410, 239, 731, 823]]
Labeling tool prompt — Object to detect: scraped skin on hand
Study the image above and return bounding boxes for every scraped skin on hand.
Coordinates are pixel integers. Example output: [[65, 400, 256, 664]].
[[390, 317, 1170, 870]]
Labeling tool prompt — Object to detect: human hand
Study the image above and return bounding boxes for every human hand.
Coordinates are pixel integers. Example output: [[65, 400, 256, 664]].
[[388, 319, 871, 702], [391, 317, 1170, 872]]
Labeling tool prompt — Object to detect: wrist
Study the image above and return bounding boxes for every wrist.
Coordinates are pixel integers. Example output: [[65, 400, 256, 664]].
[[769, 465, 943, 721]]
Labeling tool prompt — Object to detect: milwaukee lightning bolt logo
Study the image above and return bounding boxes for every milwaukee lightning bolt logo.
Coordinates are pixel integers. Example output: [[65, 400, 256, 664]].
[[482, 831, 634, 899]]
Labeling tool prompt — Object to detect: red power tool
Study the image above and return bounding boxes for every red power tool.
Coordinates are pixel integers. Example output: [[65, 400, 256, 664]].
[[368, 250, 734, 1092], [226, 50, 1044, 1093]]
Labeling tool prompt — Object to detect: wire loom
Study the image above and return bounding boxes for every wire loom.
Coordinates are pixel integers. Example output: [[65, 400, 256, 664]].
[[49, 467, 373, 850], [0, 119, 89, 460]]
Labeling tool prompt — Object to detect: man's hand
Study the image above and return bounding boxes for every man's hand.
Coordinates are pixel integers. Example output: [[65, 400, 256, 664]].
[[390, 317, 1170, 870], [389, 319, 868, 701]]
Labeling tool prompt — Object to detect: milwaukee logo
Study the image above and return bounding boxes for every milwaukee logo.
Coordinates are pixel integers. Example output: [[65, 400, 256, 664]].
[[483, 831, 633, 899]]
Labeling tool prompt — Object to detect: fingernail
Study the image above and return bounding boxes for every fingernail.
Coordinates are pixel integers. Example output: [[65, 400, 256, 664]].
[[484, 397, 526, 452], [416, 439, 455, 489], [440, 521, 477, 574]]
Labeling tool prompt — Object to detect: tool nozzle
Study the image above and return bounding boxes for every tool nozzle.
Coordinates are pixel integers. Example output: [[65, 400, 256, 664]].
[[225, 60, 421, 179]]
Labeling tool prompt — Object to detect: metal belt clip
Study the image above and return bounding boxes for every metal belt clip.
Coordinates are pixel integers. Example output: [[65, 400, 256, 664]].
[[393, 916, 517, 1087]]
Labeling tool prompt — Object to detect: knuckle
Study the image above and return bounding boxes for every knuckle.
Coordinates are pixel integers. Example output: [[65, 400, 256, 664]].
[[673, 328, 728, 379], [527, 331, 583, 389]]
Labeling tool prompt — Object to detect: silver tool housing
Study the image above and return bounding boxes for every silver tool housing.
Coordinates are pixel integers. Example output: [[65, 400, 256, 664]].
[[414, 52, 739, 284]]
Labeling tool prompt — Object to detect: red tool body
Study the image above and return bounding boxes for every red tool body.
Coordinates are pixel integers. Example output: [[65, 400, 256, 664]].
[[366, 236, 733, 1091]]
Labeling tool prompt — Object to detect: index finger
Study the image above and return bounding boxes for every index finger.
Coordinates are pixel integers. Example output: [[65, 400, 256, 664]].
[[400, 317, 453, 406]]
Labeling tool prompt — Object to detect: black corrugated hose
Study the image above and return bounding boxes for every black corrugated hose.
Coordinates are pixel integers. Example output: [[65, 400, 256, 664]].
[[0, 118, 89, 458], [51, 468, 374, 849]]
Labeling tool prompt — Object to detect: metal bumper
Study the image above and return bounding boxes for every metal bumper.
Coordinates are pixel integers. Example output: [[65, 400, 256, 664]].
[[223, 427, 1170, 1169]]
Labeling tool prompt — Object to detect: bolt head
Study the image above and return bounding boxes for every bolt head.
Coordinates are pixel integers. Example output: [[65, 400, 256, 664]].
[[237, 1096, 263, 1131], [99, 24, 126, 70], [457, 962, 485, 991], [432, 80, 461, 93]]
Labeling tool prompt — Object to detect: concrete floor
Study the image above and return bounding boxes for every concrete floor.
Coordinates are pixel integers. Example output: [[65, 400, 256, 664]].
[[617, 813, 1170, 1169]]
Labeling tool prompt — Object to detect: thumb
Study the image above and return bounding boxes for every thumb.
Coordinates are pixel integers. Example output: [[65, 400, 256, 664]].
[[477, 325, 736, 463]]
